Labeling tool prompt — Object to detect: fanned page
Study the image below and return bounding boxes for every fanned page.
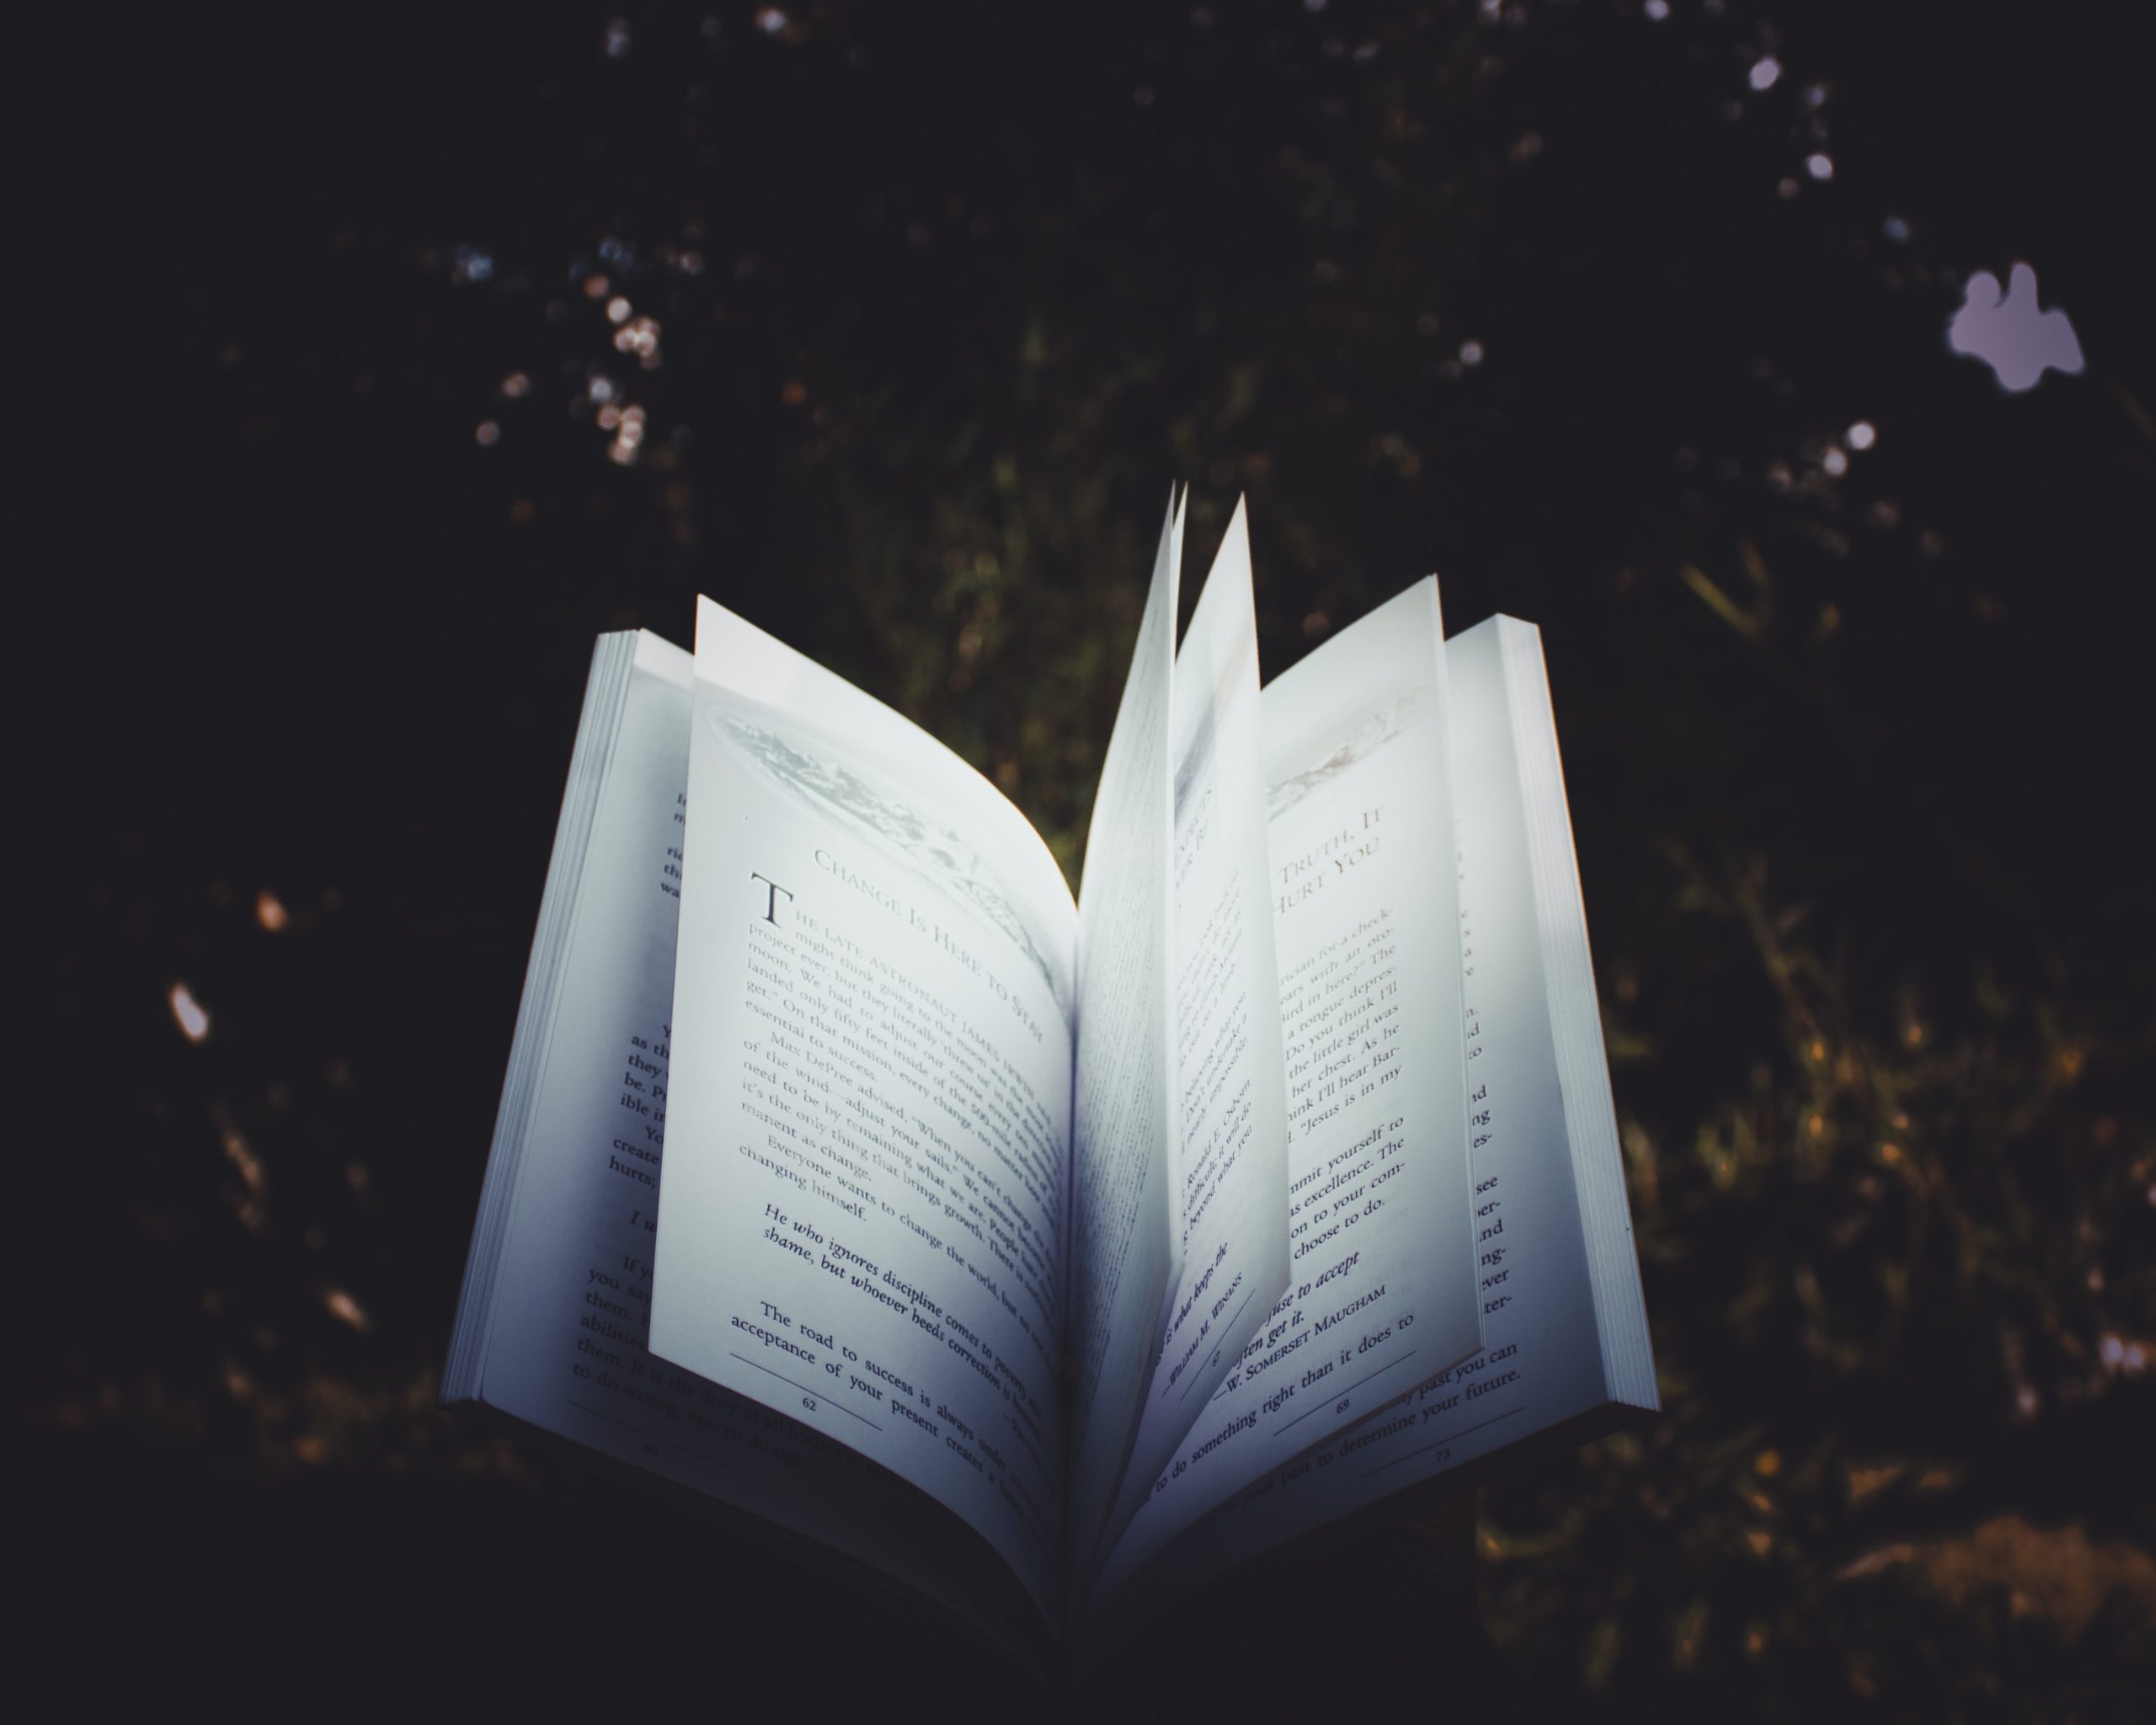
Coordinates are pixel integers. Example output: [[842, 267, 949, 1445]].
[[1088, 501, 1291, 1563], [1089, 577, 1481, 1605], [457, 633, 1039, 1650], [1091, 612, 1650, 1636], [649, 599, 1079, 1617], [1065, 496, 1183, 1570]]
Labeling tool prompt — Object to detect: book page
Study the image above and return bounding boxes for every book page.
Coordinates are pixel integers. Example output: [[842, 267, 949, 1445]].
[[649, 601, 1078, 1617], [1065, 495, 1183, 1561], [467, 636, 1038, 1648], [1088, 577, 1481, 1600], [1089, 500, 1290, 1560], [1091, 612, 1622, 1632]]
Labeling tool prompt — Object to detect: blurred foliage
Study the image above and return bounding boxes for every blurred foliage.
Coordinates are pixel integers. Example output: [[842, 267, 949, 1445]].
[[23, 0, 2155, 1715]]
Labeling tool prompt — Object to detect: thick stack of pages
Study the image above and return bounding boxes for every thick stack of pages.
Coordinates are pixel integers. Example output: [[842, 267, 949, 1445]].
[[444, 495, 1657, 1659]]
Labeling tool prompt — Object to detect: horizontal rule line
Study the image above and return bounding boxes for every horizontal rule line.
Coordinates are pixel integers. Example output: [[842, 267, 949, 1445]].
[[1364, 1404, 1524, 1476], [728, 1351, 883, 1431], [1274, 1348, 1418, 1435], [1181, 1284, 1262, 1403]]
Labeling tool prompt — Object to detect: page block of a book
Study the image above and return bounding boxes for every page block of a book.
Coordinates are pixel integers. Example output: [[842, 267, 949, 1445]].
[[650, 600, 1079, 1616], [467, 638, 1038, 1644], [1091, 614, 1630, 1633], [1090, 576, 1480, 1600]]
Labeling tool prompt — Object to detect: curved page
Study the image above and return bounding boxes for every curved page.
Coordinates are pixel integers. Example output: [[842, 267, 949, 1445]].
[[1090, 611, 1634, 1638], [1065, 495, 1184, 1564], [465, 633, 1040, 1654], [1089, 499, 1292, 1564], [651, 599, 1077, 1616], [1091, 576, 1480, 1604]]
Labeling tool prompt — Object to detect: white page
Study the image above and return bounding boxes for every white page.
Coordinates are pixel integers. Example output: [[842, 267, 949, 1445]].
[[470, 636, 1037, 1642], [1499, 618, 1657, 1413], [1090, 613, 1626, 1633], [1065, 495, 1183, 1559], [1090, 500, 1290, 1560], [650, 600, 1078, 1616], [1087, 577, 1480, 1601]]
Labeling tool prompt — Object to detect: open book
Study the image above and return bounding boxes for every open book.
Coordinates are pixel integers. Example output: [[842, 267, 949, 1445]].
[[443, 494, 1656, 1659]]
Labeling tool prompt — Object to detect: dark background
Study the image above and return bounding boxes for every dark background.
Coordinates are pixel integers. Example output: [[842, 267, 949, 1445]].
[[20, 1, 2154, 1715]]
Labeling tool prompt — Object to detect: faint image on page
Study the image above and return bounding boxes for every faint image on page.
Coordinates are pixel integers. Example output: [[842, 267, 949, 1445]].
[[651, 599, 1078, 1616], [1091, 616, 1620, 1634], [1091, 577, 1480, 1602]]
